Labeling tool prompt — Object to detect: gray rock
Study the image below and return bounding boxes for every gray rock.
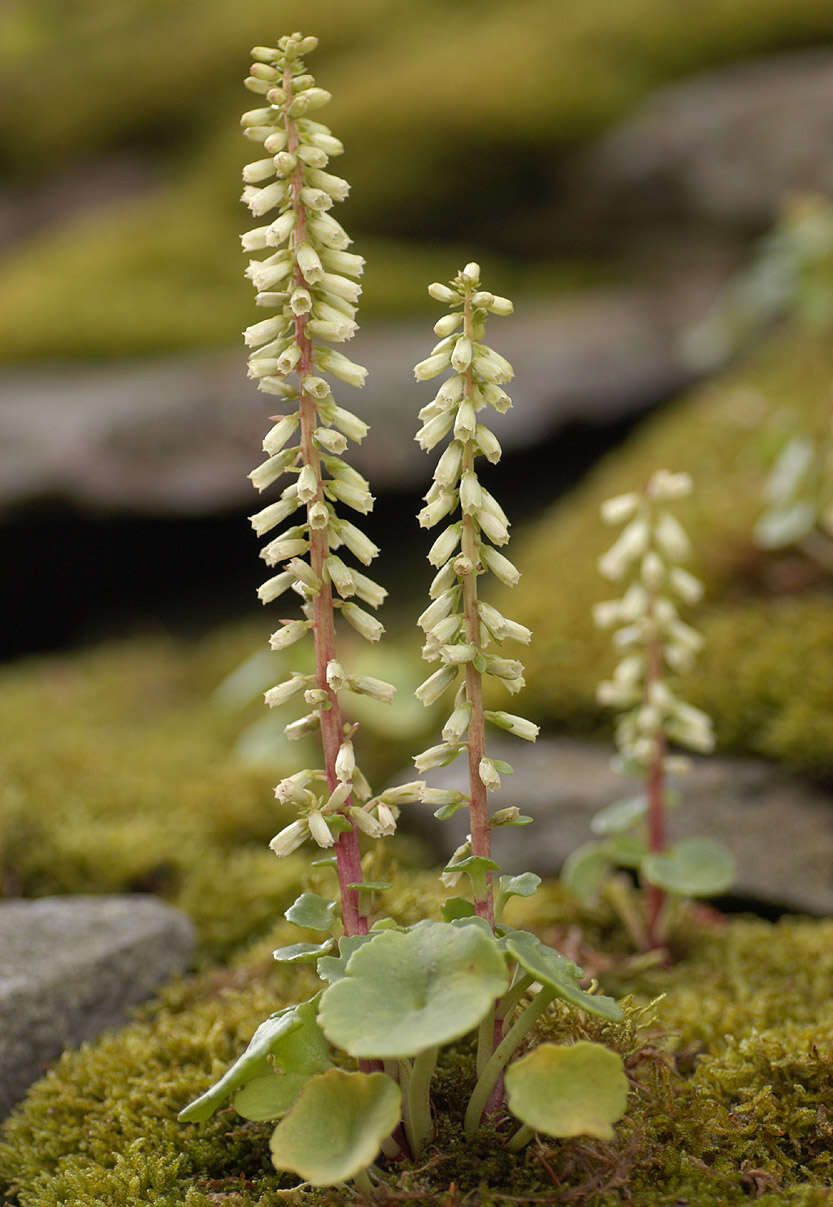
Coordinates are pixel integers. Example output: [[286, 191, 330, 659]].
[[0, 895, 194, 1117], [0, 279, 715, 516], [577, 49, 833, 229], [401, 737, 833, 917]]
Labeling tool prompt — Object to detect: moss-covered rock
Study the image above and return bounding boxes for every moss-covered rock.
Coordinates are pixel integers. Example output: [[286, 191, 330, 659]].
[[497, 324, 833, 774], [3, 888, 833, 1206]]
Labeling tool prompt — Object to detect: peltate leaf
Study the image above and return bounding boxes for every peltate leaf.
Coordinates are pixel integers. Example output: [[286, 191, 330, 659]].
[[602, 833, 646, 869], [318, 920, 507, 1058], [269, 1070, 401, 1186], [234, 1071, 309, 1121], [641, 837, 735, 897], [498, 872, 541, 901], [504, 930, 622, 1021], [505, 1041, 628, 1140], [284, 892, 337, 932]]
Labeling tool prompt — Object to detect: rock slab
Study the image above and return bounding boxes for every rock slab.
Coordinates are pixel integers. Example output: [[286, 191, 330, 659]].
[[0, 895, 194, 1118], [402, 737, 833, 917]]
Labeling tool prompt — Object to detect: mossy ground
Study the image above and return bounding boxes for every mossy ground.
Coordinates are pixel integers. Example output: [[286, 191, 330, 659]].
[[497, 322, 833, 774], [4, 0, 833, 359], [3, 884, 833, 1207]]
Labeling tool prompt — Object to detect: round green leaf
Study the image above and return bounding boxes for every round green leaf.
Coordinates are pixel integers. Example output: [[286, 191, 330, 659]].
[[319, 920, 508, 1058], [602, 833, 646, 870], [505, 1041, 629, 1140], [270, 1070, 401, 1186], [504, 930, 623, 1021], [590, 795, 647, 836], [284, 892, 337, 932], [560, 842, 612, 907], [641, 837, 735, 897]]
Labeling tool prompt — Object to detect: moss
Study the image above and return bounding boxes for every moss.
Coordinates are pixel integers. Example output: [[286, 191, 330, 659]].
[[4, 891, 833, 1206], [495, 324, 833, 773], [0, 620, 428, 962]]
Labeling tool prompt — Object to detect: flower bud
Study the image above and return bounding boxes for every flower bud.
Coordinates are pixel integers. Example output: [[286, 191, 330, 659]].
[[341, 602, 384, 643], [413, 743, 461, 772], [478, 757, 501, 791], [415, 665, 457, 706], [268, 619, 311, 650], [269, 820, 309, 858], [308, 811, 335, 848]]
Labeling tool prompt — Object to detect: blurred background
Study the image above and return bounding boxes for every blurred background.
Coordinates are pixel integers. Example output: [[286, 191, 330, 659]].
[[4, 0, 833, 948], [3, 0, 833, 656]]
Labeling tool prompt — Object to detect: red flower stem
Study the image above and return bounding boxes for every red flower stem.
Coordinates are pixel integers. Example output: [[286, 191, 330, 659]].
[[460, 286, 494, 929], [644, 623, 666, 950], [284, 70, 367, 939]]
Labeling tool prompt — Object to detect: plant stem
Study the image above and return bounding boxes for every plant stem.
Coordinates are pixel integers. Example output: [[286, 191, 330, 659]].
[[284, 68, 367, 939], [495, 973, 534, 1022], [464, 989, 554, 1139], [460, 285, 494, 928], [506, 1123, 534, 1153], [476, 1004, 496, 1076], [644, 620, 666, 951], [406, 1046, 438, 1158]]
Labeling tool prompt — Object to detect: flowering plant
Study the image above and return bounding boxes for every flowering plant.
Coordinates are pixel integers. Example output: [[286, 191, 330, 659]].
[[179, 33, 629, 1194], [563, 472, 734, 950]]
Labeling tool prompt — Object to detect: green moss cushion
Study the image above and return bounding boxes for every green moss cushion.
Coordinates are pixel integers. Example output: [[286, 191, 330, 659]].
[[498, 326, 833, 773], [3, 894, 833, 1206], [0, 625, 307, 962]]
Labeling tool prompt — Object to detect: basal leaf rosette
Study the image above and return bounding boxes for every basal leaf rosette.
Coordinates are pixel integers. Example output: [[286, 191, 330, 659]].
[[412, 263, 539, 921]]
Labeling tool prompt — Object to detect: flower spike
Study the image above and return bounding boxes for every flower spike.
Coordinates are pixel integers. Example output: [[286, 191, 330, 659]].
[[240, 33, 395, 936], [412, 264, 538, 926]]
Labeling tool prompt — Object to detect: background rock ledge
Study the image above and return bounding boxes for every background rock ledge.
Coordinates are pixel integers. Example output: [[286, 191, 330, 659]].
[[403, 738, 833, 918], [0, 895, 195, 1119]]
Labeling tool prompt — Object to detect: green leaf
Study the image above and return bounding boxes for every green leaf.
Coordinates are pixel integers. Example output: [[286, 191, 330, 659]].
[[590, 795, 648, 836], [234, 1071, 310, 1122], [442, 896, 476, 921], [504, 930, 623, 1021], [498, 872, 541, 900], [179, 1003, 308, 1122], [316, 933, 376, 984], [269, 1070, 401, 1187], [492, 760, 514, 774], [434, 800, 467, 820], [318, 920, 508, 1058], [273, 939, 335, 964], [603, 834, 646, 869], [505, 1042, 629, 1140], [560, 842, 612, 907], [642, 837, 735, 897], [284, 892, 337, 932], [234, 998, 332, 1121], [346, 881, 393, 892]]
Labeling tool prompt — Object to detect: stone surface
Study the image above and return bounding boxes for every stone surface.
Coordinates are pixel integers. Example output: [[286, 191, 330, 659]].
[[0, 277, 717, 516], [0, 895, 195, 1117], [400, 738, 833, 917], [576, 49, 833, 229]]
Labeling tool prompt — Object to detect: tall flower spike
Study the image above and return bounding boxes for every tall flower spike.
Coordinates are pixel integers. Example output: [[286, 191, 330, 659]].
[[413, 264, 538, 927], [594, 470, 713, 947], [241, 33, 393, 938]]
